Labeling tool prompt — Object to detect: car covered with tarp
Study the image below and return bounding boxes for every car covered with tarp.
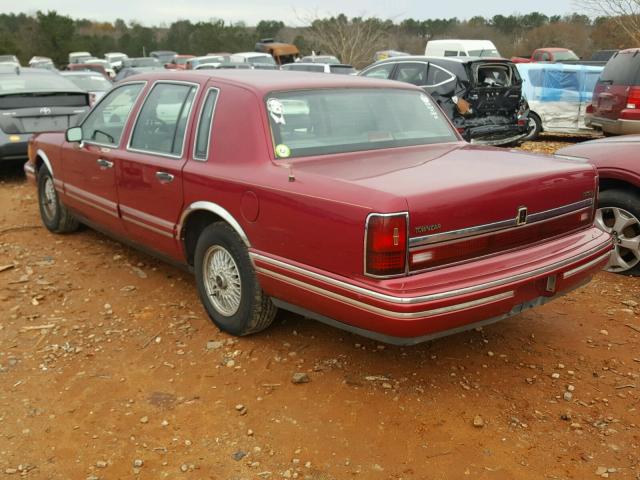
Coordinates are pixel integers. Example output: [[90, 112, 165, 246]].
[[517, 63, 603, 140]]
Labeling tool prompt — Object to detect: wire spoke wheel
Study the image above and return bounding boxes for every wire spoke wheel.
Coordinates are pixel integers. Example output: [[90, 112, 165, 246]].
[[594, 207, 640, 272], [40, 176, 58, 222], [202, 245, 242, 316]]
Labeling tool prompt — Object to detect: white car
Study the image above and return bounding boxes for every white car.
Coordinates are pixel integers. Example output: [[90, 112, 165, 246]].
[[68, 51, 92, 65], [229, 52, 278, 69], [104, 52, 129, 71]]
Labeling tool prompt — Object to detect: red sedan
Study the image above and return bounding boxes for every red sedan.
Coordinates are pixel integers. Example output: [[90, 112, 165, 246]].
[[557, 136, 640, 274], [24, 71, 612, 344]]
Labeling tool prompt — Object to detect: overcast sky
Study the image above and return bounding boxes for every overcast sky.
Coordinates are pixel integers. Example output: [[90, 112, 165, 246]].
[[1, 0, 578, 26]]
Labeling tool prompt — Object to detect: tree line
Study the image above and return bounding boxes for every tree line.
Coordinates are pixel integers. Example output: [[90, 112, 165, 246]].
[[0, 10, 637, 68]]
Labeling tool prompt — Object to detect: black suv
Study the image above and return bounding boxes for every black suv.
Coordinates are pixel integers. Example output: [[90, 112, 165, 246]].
[[359, 56, 529, 146]]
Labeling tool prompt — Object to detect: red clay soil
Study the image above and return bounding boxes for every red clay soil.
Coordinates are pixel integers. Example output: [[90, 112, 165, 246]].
[[1, 138, 638, 479]]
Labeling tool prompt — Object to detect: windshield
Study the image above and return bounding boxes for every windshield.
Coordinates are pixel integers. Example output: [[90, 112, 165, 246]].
[[63, 74, 112, 91], [266, 89, 457, 159], [248, 55, 276, 65], [553, 51, 579, 61], [468, 49, 501, 58], [0, 55, 18, 63]]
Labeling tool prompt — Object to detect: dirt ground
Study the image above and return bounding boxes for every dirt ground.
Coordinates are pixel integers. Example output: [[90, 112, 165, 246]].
[[1, 135, 639, 480]]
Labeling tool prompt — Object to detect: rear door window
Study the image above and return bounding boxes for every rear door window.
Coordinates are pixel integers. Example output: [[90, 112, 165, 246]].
[[425, 64, 456, 86], [600, 51, 640, 85], [129, 82, 197, 157], [81, 83, 144, 146], [394, 63, 428, 86], [193, 88, 219, 160]]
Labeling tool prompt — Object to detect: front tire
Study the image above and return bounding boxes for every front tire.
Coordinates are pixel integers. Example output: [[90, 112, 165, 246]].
[[194, 222, 277, 336], [523, 112, 542, 141], [37, 167, 79, 233], [595, 189, 640, 275]]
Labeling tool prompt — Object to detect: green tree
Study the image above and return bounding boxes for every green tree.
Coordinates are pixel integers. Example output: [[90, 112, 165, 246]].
[[255, 20, 284, 40]]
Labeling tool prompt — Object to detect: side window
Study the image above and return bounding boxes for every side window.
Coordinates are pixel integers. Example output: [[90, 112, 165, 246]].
[[194, 89, 219, 160], [541, 52, 551, 62], [458, 51, 467, 56], [130, 83, 197, 157], [361, 63, 394, 79], [81, 83, 143, 146], [395, 63, 428, 86], [533, 52, 542, 61], [425, 64, 456, 86], [444, 50, 458, 57]]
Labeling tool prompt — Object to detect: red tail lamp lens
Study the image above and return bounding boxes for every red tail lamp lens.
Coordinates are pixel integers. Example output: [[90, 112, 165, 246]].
[[366, 214, 407, 276]]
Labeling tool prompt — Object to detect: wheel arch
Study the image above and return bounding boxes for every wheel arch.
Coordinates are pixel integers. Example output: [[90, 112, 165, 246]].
[[35, 149, 54, 177], [178, 201, 250, 266], [599, 177, 640, 196]]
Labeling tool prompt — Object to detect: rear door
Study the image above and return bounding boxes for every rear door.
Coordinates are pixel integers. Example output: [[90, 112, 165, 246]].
[[592, 51, 640, 120], [467, 62, 522, 117], [60, 82, 145, 233], [114, 80, 199, 259]]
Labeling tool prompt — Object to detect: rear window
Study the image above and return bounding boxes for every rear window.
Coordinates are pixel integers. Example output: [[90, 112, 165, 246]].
[[266, 88, 457, 159], [475, 64, 519, 88], [0, 72, 82, 94], [600, 51, 640, 85]]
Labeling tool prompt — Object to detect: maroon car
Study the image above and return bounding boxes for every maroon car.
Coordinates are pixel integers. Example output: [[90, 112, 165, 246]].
[[24, 71, 612, 344], [557, 136, 640, 274], [586, 48, 640, 135]]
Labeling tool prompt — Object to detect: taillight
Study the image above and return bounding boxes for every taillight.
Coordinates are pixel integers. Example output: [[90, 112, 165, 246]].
[[365, 213, 407, 277], [586, 103, 594, 114], [626, 86, 640, 109]]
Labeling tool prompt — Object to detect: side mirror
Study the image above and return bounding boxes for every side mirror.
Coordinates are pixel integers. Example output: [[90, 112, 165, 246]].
[[66, 126, 82, 143]]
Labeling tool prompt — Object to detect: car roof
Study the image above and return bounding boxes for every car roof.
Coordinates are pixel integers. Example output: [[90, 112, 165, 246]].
[[233, 52, 272, 58], [122, 69, 418, 94], [367, 55, 508, 65]]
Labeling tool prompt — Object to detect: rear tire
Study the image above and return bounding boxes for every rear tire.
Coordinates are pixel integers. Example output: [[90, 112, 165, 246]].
[[37, 167, 79, 234], [523, 112, 542, 141], [194, 222, 277, 336], [595, 189, 640, 275]]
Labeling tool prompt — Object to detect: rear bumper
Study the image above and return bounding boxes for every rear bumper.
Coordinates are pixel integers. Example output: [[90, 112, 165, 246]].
[[252, 227, 612, 345], [585, 114, 640, 135]]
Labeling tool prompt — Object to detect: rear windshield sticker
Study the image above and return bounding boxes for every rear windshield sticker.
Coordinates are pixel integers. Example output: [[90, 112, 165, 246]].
[[275, 144, 291, 158], [420, 94, 440, 120], [267, 98, 286, 125]]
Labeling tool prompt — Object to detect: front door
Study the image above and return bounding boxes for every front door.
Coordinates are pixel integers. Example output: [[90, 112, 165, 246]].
[[115, 81, 199, 259], [61, 82, 146, 233]]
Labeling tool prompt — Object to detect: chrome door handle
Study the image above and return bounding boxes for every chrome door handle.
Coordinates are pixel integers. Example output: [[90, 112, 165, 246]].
[[96, 158, 113, 169], [155, 171, 174, 183]]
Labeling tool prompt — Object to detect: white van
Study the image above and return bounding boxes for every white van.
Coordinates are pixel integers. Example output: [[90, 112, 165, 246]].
[[424, 40, 501, 58]]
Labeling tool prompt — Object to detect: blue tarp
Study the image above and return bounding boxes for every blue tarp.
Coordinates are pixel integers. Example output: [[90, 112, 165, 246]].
[[517, 63, 603, 103], [516, 63, 603, 133]]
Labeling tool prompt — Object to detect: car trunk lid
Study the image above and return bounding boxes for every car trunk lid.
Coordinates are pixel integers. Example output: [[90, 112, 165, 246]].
[[0, 91, 89, 134], [292, 143, 596, 272]]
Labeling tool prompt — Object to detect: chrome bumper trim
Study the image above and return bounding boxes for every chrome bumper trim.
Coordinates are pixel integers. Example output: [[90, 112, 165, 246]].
[[562, 251, 610, 279], [409, 198, 594, 248], [250, 239, 612, 305], [258, 265, 515, 319]]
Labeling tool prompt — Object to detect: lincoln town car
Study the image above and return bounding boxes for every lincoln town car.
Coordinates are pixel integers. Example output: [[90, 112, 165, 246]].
[[24, 71, 613, 345]]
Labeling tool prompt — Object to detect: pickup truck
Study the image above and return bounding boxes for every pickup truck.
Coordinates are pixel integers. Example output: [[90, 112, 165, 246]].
[[511, 48, 580, 64]]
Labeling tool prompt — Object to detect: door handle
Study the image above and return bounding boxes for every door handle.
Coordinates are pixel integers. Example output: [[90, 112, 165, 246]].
[[97, 158, 113, 169], [155, 171, 174, 183]]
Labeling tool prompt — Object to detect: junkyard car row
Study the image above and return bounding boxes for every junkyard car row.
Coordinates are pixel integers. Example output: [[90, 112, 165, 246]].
[[1, 42, 639, 344]]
